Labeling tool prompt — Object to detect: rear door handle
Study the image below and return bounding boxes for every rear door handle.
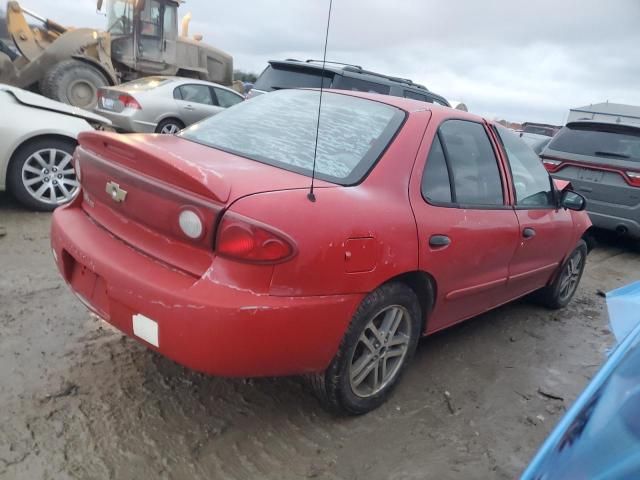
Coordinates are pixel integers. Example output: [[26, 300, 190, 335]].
[[523, 227, 536, 239], [184, 105, 195, 111], [429, 234, 451, 248]]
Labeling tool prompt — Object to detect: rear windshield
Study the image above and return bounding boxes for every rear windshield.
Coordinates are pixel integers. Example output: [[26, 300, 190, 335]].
[[180, 89, 405, 185], [333, 76, 390, 95], [121, 77, 171, 91], [523, 125, 555, 137], [548, 123, 640, 162], [254, 65, 333, 92]]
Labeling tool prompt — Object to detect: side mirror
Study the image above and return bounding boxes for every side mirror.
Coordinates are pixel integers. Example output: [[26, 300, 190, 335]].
[[561, 190, 586, 211], [97, 0, 103, 11]]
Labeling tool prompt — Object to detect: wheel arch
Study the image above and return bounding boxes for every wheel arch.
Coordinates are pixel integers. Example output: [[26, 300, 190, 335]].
[[582, 226, 597, 253], [380, 270, 437, 334]]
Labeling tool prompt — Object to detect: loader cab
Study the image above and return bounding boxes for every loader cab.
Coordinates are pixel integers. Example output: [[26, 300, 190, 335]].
[[103, 0, 178, 73]]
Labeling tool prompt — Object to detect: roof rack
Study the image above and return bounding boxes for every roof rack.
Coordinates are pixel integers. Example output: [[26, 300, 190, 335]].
[[305, 59, 364, 70], [276, 58, 430, 92]]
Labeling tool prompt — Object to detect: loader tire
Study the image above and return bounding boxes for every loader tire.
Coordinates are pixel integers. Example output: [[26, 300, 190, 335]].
[[0, 39, 18, 61], [40, 59, 108, 109]]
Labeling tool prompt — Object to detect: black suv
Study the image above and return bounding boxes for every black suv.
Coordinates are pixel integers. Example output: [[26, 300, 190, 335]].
[[248, 59, 451, 107]]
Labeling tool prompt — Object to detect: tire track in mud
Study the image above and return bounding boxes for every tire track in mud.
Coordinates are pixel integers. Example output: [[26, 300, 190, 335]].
[[28, 320, 350, 480]]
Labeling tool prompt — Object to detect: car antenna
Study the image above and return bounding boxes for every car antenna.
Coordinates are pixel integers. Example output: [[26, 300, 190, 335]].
[[308, 0, 334, 203]]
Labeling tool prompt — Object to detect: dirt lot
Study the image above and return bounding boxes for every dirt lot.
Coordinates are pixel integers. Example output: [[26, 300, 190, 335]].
[[1, 192, 638, 480]]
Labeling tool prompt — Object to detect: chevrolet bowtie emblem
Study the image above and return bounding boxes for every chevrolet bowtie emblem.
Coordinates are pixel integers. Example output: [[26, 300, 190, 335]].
[[106, 181, 128, 203]]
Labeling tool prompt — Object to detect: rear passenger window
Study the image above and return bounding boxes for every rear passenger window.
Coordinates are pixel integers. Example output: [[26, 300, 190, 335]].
[[214, 88, 243, 108], [336, 77, 391, 95], [404, 90, 430, 103], [422, 137, 452, 203], [176, 84, 214, 105], [439, 120, 504, 206]]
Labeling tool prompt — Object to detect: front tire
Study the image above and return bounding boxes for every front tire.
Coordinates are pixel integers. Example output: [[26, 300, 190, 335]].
[[537, 240, 588, 309], [40, 59, 108, 109], [310, 282, 422, 415], [7, 137, 79, 211]]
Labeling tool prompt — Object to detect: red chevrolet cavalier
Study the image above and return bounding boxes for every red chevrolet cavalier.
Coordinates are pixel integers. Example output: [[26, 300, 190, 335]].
[[51, 89, 592, 414]]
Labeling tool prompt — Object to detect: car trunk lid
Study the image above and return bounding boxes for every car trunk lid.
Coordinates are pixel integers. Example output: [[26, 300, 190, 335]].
[[75, 132, 332, 276]]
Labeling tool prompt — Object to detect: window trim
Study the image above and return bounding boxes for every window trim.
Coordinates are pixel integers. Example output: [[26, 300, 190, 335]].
[[492, 125, 559, 211], [421, 119, 511, 210]]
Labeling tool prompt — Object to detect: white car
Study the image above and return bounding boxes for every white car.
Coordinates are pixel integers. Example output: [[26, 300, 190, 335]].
[[0, 85, 110, 211]]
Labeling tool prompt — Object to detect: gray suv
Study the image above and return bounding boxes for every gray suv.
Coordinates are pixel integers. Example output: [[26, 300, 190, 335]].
[[248, 59, 451, 107], [541, 120, 640, 238]]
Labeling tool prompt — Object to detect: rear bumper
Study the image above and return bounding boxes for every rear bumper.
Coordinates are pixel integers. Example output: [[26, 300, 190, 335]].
[[51, 206, 360, 377], [94, 108, 156, 134], [585, 199, 640, 238]]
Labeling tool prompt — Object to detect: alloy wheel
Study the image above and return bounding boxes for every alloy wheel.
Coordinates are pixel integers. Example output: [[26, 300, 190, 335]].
[[349, 305, 411, 398], [558, 250, 584, 302], [21, 148, 78, 206], [160, 123, 181, 134]]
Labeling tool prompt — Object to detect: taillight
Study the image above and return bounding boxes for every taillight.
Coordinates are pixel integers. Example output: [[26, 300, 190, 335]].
[[541, 157, 562, 172], [118, 94, 142, 110], [627, 171, 640, 187], [216, 213, 295, 263]]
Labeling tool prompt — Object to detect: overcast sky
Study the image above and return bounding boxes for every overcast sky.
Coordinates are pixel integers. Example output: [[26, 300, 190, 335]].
[[14, 0, 640, 124]]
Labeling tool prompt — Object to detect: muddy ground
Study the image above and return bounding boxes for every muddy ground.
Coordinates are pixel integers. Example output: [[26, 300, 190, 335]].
[[1, 192, 638, 480]]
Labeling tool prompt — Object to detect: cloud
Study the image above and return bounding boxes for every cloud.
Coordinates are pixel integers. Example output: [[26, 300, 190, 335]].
[[9, 0, 640, 123]]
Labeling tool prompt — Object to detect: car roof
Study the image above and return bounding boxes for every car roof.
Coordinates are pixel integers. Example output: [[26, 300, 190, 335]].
[[313, 88, 485, 124], [109, 76, 242, 95], [268, 59, 431, 92]]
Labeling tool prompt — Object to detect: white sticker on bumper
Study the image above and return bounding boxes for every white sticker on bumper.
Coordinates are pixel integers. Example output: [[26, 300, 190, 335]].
[[132, 314, 159, 347]]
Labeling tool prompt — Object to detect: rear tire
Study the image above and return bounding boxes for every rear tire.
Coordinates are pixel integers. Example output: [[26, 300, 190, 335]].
[[537, 240, 588, 309], [310, 282, 422, 415], [0, 39, 18, 61], [155, 118, 185, 135], [7, 137, 78, 211], [40, 59, 108, 109]]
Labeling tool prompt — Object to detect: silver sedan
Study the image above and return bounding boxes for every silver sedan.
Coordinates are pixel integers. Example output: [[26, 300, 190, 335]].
[[95, 76, 245, 134]]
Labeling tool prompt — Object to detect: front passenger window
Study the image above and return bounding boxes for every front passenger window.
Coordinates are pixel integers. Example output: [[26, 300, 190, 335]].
[[177, 84, 213, 105]]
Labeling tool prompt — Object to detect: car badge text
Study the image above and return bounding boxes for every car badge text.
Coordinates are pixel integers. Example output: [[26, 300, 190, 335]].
[[106, 181, 128, 203]]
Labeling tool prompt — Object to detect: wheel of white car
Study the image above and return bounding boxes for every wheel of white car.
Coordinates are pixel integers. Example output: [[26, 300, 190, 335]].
[[7, 137, 79, 211]]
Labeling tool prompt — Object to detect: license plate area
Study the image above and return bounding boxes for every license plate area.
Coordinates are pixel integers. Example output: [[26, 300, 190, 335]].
[[577, 168, 605, 183], [101, 97, 116, 110], [67, 252, 110, 318]]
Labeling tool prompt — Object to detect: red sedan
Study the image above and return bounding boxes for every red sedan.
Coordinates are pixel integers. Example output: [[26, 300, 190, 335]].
[[51, 89, 592, 414]]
